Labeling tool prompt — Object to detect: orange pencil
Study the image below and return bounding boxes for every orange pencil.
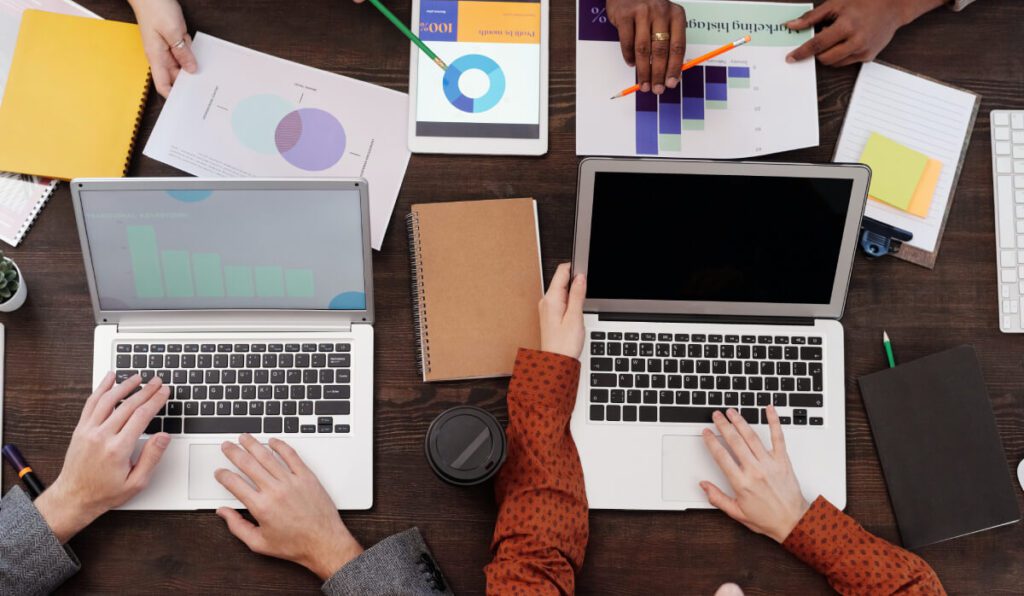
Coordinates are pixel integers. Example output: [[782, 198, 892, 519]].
[[610, 35, 752, 99]]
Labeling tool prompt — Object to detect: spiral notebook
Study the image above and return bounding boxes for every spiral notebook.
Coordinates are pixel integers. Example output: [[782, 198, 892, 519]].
[[0, 10, 150, 180], [407, 198, 543, 382]]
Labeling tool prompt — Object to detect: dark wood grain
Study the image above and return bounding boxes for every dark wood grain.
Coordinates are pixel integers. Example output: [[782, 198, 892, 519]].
[[1, 0, 1022, 593]]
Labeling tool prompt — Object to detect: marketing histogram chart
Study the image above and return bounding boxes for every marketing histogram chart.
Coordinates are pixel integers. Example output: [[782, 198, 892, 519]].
[[577, 0, 819, 159]]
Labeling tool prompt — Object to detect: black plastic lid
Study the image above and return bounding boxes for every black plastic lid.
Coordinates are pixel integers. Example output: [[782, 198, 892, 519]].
[[424, 406, 507, 486]]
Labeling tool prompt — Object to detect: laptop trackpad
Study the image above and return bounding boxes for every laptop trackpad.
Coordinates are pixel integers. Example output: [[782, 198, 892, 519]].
[[662, 435, 731, 504], [188, 444, 255, 500]]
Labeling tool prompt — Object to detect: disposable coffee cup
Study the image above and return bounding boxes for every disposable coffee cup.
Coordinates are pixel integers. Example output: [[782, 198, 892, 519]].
[[424, 406, 507, 486]]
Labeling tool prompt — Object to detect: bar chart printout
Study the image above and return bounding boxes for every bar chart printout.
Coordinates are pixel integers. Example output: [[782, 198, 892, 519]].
[[127, 225, 316, 300], [577, 0, 819, 158]]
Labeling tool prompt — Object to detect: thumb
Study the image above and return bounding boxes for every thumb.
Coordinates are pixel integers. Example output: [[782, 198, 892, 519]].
[[700, 480, 748, 523], [126, 433, 171, 489], [217, 507, 266, 553], [566, 273, 587, 317]]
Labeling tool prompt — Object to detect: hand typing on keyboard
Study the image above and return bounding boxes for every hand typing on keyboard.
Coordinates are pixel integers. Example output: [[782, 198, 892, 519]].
[[215, 434, 364, 580], [34, 372, 171, 543], [539, 263, 587, 359], [699, 406, 810, 543]]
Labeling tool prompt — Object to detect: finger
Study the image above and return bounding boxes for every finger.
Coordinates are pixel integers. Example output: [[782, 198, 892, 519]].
[[566, 274, 587, 318], [80, 371, 115, 424], [616, 16, 636, 67], [215, 468, 259, 506], [700, 480, 748, 522], [786, 25, 845, 63], [169, 33, 197, 74], [91, 374, 144, 426], [701, 427, 742, 485], [216, 507, 267, 552], [268, 437, 311, 477], [239, 433, 289, 480], [649, 14, 671, 94], [101, 377, 164, 434], [713, 409, 757, 468], [817, 40, 857, 67], [545, 263, 572, 305], [785, 2, 833, 31], [125, 432, 171, 491], [634, 13, 652, 93], [726, 408, 769, 461], [665, 6, 686, 89], [221, 441, 275, 489], [766, 405, 787, 456], [119, 385, 170, 439], [148, 51, 175, 98], [834, 52, 867, 68]]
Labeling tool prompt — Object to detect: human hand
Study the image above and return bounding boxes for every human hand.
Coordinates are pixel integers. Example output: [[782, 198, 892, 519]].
[[128, 0, 198, 97], [34, 373, 171, 543], [539, 263, 586, 359], [215, 435, 364, 581], [699, 406, 810, 543], [606, 0, 686, 94], [785, 0, 945, 67]]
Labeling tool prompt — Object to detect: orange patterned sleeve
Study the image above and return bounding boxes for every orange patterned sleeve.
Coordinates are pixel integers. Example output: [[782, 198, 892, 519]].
[[783, 496, 946, 595], [484, 348, 589, 595]]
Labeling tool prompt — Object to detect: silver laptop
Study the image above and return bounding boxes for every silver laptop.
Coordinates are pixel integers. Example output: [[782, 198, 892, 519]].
[[570, 158, 869, 511], [71, 178, 374, 510]]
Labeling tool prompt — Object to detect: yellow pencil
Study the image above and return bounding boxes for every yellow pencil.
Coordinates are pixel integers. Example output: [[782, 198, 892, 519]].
[[611, 35, 751, 99]]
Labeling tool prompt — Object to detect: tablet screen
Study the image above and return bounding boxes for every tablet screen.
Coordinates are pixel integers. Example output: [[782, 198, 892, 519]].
[[415, 0, 541, 139]]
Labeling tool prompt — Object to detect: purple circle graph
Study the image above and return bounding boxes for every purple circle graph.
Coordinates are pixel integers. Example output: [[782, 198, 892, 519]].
[[273, 108, 347, 171]]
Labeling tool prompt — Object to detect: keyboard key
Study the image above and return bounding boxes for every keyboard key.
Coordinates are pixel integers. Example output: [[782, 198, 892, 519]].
[[660, 407, 722, 423], [336, 424, 351, 433], [606, 405, 621, 422], [623, 406, 638, 422], [316, 401, 350, 415], [134, 344, 149, 353], [790, 393, 824, 408], [590, 405, 604, 421], [283, 402, 297, 415], [185, 417, 262, 433], [591, 358, 613, 371], [184, 402, 199, 416], [590, 343, 605, 356], [591, 389, 609, 403], [740, 408, 759, 424], [145, 418, 161, 434], [274, 386, 289, 400], [591, 373, 617, 387], [164, 418, 183, 433], [800, 347, 823, 361], [324, 385, 351, 399], [810, 417, 824, 426], [301, 425, 316, 433], [285, 417, 299, 432], [116, 344, 132, 353], [264, 417, 283, 433], [639, 406, 657, 422], [285, 344, 300, 352], [608, 332, 623, 340], [590, 331, 606, 340]]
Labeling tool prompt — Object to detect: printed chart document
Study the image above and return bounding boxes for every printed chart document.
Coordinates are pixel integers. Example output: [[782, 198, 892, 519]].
[[0, 0, 96, 246], [145, 33, 411, 250], [576, 0, 818, 158]]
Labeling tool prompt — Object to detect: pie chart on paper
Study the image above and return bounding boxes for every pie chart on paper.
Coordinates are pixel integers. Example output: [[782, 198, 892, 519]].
[[231, 95, 347, 171]]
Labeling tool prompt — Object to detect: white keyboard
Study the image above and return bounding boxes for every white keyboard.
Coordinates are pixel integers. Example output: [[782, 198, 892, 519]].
[[992, 110, 1024, 332]]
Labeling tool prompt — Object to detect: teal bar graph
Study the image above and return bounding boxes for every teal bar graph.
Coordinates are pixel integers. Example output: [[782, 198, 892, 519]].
[[127, 226, 164, 298], [225, 266, 255, 297], [126, 225, 316, 301], [193, 253, 225, 297], [161, 251, 194, 297], [285, 269, 315, 298], [254, 266, 284, 297]]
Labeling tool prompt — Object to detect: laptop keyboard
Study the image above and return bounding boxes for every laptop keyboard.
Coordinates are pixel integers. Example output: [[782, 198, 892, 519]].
[[587, 332, 825, 426], [115, 342, 353, 435]]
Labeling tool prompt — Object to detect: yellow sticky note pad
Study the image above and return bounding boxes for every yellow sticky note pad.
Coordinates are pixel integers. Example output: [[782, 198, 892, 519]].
[[905, 159, 942, 217], [860, 133, 929, 210]]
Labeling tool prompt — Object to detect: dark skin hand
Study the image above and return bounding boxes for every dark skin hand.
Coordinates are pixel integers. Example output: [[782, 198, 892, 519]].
[[606, 0, 686, 94], [785, 0, 947, 67]]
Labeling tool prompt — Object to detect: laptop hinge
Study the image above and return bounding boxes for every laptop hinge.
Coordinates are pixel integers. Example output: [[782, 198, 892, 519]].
[[597, 313, 816, 326], [115, 321, 354, 334]]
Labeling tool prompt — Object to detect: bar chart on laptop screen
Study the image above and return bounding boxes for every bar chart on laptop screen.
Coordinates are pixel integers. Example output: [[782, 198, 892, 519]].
[[576, 0, 819, 158]]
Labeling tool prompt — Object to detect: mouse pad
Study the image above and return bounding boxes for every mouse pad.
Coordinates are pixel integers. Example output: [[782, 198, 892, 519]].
[[662, 435, 730, 505], [188, 444, 257, 500]]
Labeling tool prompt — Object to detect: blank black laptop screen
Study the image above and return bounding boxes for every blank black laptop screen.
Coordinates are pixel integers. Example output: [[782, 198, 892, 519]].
[[586, 172, 853, 305]]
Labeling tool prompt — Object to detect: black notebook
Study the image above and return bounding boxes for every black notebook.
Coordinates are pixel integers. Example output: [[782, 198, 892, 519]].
[[858, 345, 1020, 550]]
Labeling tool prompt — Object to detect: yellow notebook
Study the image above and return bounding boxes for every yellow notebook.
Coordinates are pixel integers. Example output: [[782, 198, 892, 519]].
[[0, 11, 150, 180]]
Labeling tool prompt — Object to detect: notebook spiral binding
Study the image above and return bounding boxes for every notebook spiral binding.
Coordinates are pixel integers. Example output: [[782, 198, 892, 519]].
[[407, 211, 430, 376], [4, 173, 57, 246], [123, 73, 152, 176]]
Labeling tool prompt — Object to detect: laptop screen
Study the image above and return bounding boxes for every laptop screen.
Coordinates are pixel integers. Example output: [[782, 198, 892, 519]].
[[586, 171, 854, 305], [79, 187, 367, 311]]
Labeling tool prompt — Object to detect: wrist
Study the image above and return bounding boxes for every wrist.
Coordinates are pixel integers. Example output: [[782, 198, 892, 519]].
[[34, 481, 99, 544], [770, 498, 811, 543], [304, 531, 364, 581]]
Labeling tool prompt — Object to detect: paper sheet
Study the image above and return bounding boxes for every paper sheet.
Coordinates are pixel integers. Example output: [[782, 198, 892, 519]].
[[144, 34, 411, 250], [835, 62, 977, 253], [576, 0, 819, 158], [860, 132, 929, 210], [905, 158, 942, 218], [0, 0, 96, 246]]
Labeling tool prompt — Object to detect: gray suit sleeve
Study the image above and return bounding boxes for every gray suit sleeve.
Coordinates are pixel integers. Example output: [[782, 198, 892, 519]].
[[0, 486, 81, 596], [322, 528, 452, 596]]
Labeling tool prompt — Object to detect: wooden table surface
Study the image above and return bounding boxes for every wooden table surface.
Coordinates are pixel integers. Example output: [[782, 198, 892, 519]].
[[1, 0, 1021, 593]]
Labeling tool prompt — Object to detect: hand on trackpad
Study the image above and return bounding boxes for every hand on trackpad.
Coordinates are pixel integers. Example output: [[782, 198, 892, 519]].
[[188, 444, 254, 500], [662, 435, 731, 504]]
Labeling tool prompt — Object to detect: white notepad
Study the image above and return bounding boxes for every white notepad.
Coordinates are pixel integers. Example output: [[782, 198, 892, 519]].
[[834, 61, 980, 268]]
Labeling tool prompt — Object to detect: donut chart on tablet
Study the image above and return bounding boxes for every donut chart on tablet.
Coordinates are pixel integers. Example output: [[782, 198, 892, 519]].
[[442, 54, 506, 113]]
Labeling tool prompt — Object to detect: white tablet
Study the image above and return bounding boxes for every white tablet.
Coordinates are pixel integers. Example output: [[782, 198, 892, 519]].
[[408, 0, 548, 155]]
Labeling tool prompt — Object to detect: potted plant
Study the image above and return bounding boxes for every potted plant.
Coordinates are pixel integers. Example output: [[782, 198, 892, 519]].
[[0, 251, 26, 312]]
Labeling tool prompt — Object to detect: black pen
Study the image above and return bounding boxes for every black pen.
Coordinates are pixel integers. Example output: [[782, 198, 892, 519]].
[[2, 444, 46, 498]]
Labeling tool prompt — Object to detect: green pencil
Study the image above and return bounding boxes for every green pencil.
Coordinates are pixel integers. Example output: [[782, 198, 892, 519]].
[[883, 330, 896, 368], [365, 0, 448, 71]]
